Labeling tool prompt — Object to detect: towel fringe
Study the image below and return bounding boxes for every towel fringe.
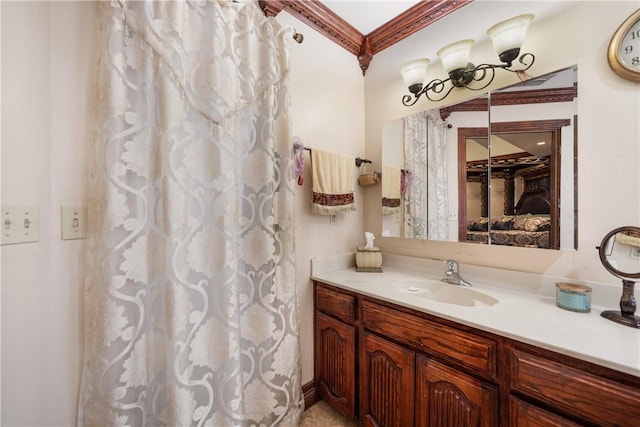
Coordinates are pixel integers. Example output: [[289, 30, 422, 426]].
[[312, 203, 356, 216], [382, 206, 400, 216]]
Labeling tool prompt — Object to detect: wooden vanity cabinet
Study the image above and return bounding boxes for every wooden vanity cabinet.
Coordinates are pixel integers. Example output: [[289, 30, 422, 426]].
[[314, 284, 357, 419], [313, 281, 640, 427], [360, 298, 499, 427]]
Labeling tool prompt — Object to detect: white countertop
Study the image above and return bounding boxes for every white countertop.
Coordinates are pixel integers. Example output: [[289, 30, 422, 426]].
[[311, 255, 640, 378]]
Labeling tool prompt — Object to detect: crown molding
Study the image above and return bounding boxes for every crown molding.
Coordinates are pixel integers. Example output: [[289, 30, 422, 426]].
[[259, 0, 474, 75], [367, 1, 473, 55], [439, 85, 578, 120]]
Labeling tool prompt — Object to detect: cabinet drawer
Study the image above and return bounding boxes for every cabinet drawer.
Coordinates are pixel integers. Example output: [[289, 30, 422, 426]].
[[510, 349, 640, 427], [315, 282, 355, 324], [509, 396, 582, 427], [361, 300, 497, 378]]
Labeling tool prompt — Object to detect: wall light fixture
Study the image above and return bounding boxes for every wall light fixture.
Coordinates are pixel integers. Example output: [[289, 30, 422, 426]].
[[401, 14, 535, 106]]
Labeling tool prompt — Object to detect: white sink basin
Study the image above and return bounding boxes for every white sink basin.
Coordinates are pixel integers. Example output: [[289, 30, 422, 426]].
[[395, 279, 499, 307]]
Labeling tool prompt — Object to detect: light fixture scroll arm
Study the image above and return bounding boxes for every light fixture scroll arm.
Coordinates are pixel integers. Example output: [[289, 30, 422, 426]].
[[459, 64, 497, 92], [461, 52, 535, 90], [402, 93, 421, 107], [513, 52, 535, 71], [401, 78, 457, 106], [485, 52, 535, 75]]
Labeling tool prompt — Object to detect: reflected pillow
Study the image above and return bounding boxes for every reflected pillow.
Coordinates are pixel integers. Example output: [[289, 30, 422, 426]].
[[513, 215, 550, 232], [468, 217, 489, 232], [512, 214, 532, 231], [492, 216, 514, 230]]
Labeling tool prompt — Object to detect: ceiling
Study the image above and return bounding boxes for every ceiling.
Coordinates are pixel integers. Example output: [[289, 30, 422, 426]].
[[322, 0, 423, 34]]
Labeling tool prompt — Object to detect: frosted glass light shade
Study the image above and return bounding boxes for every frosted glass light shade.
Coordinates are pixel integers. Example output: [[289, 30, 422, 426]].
[[437, 39, 474, 74], [401, 58, 430, 88], [487, 14, 534, 58]]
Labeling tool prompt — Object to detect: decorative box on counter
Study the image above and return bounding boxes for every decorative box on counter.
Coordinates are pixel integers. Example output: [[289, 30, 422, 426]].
[[355, 246, 383, 272], [556, 282, 592, 313]]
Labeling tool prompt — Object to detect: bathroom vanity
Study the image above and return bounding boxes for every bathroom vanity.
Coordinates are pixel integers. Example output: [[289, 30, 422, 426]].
[[312, 260, 640, 427]]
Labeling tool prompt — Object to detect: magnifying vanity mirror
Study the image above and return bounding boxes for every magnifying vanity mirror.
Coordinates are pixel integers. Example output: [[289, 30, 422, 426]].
[[382, 65, 578, 251], [597, 226, 640, 328]]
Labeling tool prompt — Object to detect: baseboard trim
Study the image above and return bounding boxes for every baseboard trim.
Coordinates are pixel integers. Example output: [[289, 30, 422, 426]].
[[302, 380, 319, 409]]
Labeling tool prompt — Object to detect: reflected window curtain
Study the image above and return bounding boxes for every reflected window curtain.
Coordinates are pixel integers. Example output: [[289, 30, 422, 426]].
[[426, 110, 449, 240], [403, 112, 428, 238], [79, 2, 301, 426]]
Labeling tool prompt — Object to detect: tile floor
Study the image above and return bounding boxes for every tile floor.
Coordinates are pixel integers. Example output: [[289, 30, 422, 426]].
[[299, 400, 358, 427]]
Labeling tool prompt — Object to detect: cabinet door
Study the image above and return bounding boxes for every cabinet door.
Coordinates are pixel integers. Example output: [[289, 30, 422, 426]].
[[416, 355, 498, 427], [361, 332, 415, 427], [509, 396, 582, 427], [314, 311, 357, 419]]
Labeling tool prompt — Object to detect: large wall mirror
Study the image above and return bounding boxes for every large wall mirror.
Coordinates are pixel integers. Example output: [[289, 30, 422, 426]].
[[381, 65, 578, 250]]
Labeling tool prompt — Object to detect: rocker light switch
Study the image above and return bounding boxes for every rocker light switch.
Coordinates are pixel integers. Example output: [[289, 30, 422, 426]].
[[1, 206, 39, 245], [61, 205, 88, 240]]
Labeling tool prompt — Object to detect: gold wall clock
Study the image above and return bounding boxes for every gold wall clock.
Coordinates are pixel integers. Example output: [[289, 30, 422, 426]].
[[608, 9, 640, 81]]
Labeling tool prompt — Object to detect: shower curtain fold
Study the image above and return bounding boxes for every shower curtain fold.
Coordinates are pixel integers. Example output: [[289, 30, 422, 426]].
[[403, 111, 429, 238], [402, 110, 449, 240], [78, 1, 302, 426]]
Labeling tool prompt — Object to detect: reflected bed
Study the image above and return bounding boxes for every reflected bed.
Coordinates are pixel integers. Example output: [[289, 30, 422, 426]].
[[466, 190, 552, 249]]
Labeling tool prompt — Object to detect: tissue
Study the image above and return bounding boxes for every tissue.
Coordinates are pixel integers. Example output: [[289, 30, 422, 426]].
[[364, 231, 375, 249]]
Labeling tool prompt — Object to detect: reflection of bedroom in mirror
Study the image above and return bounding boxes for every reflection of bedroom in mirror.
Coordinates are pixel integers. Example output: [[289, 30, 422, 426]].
[[381, 65, 578, 250], [459, 119, 570, 250]]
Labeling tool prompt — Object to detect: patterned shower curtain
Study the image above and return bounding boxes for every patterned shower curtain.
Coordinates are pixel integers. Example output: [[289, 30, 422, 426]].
[[402, 110, 449, 240], [78, 1, 301, 426], [403, 112, 428, 238], [426, 110, 449, 240]]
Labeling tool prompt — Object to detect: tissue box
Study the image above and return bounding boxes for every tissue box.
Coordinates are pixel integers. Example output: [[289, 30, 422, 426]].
[[356, 246, 383, 272]]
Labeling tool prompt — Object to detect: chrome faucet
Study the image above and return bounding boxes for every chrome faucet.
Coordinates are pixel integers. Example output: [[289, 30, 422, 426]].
[[442, 260, 472, 287]]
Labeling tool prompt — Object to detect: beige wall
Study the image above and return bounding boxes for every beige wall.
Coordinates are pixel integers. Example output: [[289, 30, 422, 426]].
[[1, 2, 97, 426], [273, 13, 366, 386], [363, 1, 640, 284]]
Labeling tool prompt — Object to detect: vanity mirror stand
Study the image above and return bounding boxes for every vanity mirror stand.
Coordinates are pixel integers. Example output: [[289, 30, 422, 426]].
[[597, 226, 640, 328]]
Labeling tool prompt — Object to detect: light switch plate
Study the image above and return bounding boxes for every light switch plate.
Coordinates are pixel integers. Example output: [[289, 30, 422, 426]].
[[61, 205, 88, 240], [1, 206, 39, 245]]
